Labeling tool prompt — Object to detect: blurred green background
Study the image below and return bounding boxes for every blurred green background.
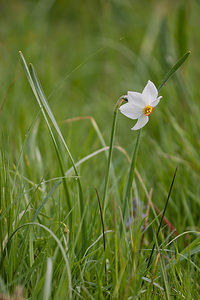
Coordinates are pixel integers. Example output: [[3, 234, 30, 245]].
[[0, 0, 200, 229], [1, 0, 197, 131]]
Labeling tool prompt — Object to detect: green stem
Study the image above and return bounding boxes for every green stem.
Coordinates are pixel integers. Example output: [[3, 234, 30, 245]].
[[120, 129, 142, 235], [102, 97, 125, 213]]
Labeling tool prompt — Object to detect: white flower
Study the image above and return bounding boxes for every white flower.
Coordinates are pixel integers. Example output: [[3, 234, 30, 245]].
[[119, 80, 162, 130]]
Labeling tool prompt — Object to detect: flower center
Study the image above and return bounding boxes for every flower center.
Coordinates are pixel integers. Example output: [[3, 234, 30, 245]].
[[143, 105, 153, 116]]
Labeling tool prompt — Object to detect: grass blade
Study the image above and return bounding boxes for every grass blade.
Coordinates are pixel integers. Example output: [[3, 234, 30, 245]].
[[158, 51, 191, 91], [120, 129, 141, 235], [1, 223, 72, 300], [43, 257, 53, 300], [19, 51, 87, 253], [95, 188, 107, 277], [102, 97, 125, 212], [29, 63, 87, 251], [147, 167, 178, 269], [19, 51, 72, 228]]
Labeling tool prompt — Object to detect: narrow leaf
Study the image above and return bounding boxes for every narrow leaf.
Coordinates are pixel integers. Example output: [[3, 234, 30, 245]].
[[158, 51, 191, 91]]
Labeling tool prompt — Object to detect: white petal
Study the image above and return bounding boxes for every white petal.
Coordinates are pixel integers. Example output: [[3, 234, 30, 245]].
[[142, 80, 158, 104], [151, 96, 162, 107], [131, 114, 149, 130], [119, 102, 143, 120], [127, 91, 146, 107]]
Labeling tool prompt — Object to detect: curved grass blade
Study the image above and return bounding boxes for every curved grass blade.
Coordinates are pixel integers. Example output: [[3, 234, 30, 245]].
[[29, 64, 86, 244], [19, 51, 86, 252], [63, 116, 120, 203], [1, 222, 72, 300], [19, 51, 72, 228], [31, 145, 126, 226]]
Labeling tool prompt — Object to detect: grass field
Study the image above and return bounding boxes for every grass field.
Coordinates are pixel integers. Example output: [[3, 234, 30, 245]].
[[1, 1, 200, 299]]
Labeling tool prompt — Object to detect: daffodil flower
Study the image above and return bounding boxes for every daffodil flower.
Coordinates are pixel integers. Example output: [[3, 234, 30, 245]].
[[119, 80, 162, 130]]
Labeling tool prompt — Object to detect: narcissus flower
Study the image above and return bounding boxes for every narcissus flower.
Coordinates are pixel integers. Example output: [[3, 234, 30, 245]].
[[119, 80, 162, 130]]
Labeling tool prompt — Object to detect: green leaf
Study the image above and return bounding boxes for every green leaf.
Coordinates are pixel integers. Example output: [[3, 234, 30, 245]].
[[158, 51, 191, 91]]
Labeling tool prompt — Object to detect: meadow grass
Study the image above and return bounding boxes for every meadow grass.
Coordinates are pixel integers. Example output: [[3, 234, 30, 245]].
[[1, 1, 200, 299]]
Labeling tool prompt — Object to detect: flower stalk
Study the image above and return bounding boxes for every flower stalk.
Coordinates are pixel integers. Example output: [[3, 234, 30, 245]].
[[102, 97, 125, 212], [120, 129, 142, 235]]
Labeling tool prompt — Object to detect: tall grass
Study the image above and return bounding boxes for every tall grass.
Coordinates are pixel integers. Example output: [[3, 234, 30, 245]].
[[1, 1, 200, 299]]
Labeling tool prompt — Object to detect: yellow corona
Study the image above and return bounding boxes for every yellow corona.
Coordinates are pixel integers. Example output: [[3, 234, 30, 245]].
[[143, 105, 153, 116]]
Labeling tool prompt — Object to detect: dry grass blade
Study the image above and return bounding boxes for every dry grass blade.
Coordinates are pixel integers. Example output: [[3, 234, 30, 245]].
[[153, 204, 179, 237], [0, 286, 24, 300]]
